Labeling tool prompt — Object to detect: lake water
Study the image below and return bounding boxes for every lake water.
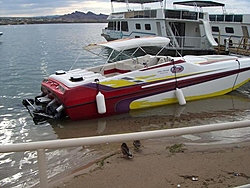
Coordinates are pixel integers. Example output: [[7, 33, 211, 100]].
[[1, 23, 250, 187]]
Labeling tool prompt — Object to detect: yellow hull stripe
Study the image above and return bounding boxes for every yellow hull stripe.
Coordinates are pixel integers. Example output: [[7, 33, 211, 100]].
[[100, 71, 215, 88], [129, 79, 250, 110]]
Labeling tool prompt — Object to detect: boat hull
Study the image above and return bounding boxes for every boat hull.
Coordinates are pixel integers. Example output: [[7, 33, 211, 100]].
[[24, 37, 250, 121], [63, 79, 250, 120], [43, 56, 250, 120]]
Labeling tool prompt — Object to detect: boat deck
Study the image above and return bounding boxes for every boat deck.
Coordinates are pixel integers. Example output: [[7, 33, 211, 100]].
[[215, 36, 250, 56]]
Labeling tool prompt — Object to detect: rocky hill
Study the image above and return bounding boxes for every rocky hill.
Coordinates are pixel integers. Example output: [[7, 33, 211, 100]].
[[0, 11, 108, 25], [57, 11, 108, 22]]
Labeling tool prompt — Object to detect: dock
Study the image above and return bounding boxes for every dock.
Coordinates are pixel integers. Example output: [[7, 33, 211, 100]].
[[215, 36, 250, 56]]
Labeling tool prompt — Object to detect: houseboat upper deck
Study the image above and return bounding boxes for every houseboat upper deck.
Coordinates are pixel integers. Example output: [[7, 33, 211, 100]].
[[101, 0, 217, 56]]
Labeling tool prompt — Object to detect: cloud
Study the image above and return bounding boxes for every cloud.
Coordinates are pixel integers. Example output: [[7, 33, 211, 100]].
[[0, 0, 111, 16], [0, 0, 249, 17]]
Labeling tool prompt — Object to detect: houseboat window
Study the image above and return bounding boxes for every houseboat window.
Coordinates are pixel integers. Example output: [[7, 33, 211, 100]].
[[212, 26, 219, 32], [225, 27, 234, 33], [182, 11, 197, 20], [217, 15, 224, 21], [209, 15, 216, 21], [132, 10, 156, 18], [199, 13, 204, 19], [136, 23, 141, 30], [108, 22, 115, 30], [117, 21, 120, 31], [151, 10, 157, 18], [234, 15, 243, 22], [144, 10, 151, 18], [134, 11, 144, 18], [225, 15, 233, 22], [145, 24, 151, 30], [121, 21, 128, 32], [165, 10, 181, 19]]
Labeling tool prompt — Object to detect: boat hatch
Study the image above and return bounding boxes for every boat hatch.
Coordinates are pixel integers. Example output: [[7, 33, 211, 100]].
[[55, 70, 66, 75]]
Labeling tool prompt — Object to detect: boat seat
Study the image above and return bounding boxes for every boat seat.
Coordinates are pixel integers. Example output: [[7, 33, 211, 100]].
[[157, 57, 166, 64], [134, 64, 144, 69], [116, 61, 135, 71], [136, 55, 158, 67], [157, 56, 173, 64]]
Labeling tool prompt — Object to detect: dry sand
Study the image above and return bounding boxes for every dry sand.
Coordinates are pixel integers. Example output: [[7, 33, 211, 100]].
[[50, 138, 250, 188]]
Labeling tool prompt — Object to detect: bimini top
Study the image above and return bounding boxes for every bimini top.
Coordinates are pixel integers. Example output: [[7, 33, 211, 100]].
[[84, 36, 170, 52], [111, 0, 162, 4], [173, 1, 225, 7]]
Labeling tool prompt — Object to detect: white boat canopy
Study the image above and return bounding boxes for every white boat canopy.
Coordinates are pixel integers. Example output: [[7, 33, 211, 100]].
[[173, 1, 225, 7], [111, 0, 162, 3], [84, 37, 170, 52]]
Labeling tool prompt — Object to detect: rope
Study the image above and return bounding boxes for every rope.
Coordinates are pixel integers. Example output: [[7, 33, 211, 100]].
[[69, 52, 82, 71]]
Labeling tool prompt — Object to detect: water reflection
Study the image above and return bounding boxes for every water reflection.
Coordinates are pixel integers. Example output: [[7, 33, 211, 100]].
[[39, 93, 250, 186], [51, 93, 250, 139], [1, 93, 250, 188]]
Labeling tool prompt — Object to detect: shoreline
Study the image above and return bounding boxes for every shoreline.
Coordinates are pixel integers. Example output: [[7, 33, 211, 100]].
[[50, 137, 250, 188]]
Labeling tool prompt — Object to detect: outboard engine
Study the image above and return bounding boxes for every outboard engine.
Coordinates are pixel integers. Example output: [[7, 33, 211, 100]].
[[22, 94, 64, 123]]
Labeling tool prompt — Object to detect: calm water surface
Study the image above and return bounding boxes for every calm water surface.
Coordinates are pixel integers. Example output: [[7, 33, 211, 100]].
[[0, 23, 250, 187]]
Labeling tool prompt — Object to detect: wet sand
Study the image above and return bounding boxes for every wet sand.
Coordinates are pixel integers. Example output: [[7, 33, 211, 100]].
[[48, 94, 250, 188], [50, 137, 250, 188]]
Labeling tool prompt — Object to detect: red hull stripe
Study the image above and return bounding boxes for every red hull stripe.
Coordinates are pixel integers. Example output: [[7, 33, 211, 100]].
[[65, 67, 250, 113], [104, 68, 130, 75]]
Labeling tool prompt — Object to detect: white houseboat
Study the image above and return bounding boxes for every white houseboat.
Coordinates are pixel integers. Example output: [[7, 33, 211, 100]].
[[173, 1, 250, 48], [101, 0, 218, 55]]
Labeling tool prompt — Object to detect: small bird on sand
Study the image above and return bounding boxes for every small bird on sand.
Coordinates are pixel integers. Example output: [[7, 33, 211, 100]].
[[121, 143, 133, 159], [133, 140, 141, 150]]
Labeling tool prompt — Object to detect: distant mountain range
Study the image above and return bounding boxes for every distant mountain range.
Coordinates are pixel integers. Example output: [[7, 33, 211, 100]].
[[58, 11, 108, 22], [0, 11, 109, 25]]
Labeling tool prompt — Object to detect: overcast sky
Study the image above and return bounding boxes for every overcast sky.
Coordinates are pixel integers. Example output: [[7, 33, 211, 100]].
[[0, 0, 249, 17]]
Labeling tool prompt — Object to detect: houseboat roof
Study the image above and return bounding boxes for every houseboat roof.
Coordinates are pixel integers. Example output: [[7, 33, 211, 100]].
[[173, 1, 225, 7], [111, 0, 162, 4]]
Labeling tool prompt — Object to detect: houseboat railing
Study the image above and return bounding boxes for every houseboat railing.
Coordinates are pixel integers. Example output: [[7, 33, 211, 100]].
[[112, 9, 203, 21], [215, 36, 250, 56], [209, 14, 243, 23], [1, 120, 250, 188]]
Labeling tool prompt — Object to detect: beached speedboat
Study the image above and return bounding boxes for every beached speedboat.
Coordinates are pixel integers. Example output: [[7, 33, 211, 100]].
[[23, 36, 250, 121]]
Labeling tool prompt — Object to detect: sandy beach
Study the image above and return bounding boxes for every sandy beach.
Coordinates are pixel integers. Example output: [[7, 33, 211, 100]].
[[50, 136, 250, 188], [48, 95, 250, 188]]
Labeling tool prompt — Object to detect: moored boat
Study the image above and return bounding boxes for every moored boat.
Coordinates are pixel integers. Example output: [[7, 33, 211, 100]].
[[173, 1, 250, 49], [101, 0, 217, 56], [0, 32, 3, 36], [23, 36, 250, 121]]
